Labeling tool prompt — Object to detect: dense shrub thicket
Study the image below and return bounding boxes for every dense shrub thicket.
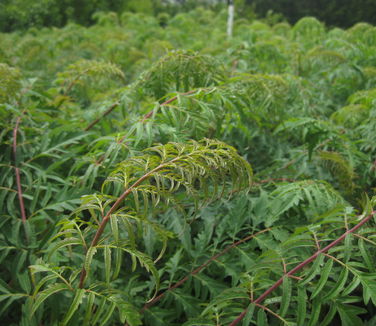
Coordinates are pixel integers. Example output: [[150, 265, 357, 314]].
[[1, 8, 376, 326]]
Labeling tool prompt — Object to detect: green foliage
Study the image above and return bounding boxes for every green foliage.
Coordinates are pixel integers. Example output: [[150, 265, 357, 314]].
[[132, 50, 225, 99], [1, 9, 376, 326], [0, 63, 22, 102]]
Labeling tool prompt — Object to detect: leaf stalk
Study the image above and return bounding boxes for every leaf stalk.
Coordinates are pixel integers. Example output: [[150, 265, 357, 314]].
[[229, 210, 376, 326], [13, 116, 27, 224]]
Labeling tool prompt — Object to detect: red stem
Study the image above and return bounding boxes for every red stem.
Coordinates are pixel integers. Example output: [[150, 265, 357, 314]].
[[84, 102, 120, 131], [13, 117, 27, 224], [229, 211, 376, 326]]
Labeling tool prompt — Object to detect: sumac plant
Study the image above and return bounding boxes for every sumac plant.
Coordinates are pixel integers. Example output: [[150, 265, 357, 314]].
[[1, 9, 376, 326]]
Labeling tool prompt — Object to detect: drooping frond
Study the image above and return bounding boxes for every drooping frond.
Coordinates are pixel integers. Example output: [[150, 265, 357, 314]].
[[227, 73, 288, 107], [103, 139, 253, 212], [220, 73, 289, 127], [347, 88, 376, 107], [274, 117, 338, 158], [305, 47, 347, 70], [331, 104, 369, 127], [54, 59, 125, 95], [92, 11, 120, 27], [346, 22, 375, 44], [316, 150, 356, 192], [363, 66, 376, 88], [31, 139, 253, 324], [132, 50, 225, 99], [293, 17, 326, 44], [272, 22, 292, 37], [267, 180, 346, 226]]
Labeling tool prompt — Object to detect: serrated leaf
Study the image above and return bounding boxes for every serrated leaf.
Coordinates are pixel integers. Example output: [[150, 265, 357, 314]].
[[323, 267, 348, 301], [321, 303, 337, 326], [311, 258, 333, 299], [84, 246, 97, 277], [307, 298, 321, 326], [0, 293, 28, 303], [30, 283, 69, 317], [182, 318, 213, 326], [279, 277, 292, 317], [297, 286, 307, 325], [242, 303, 256, 326], [91, 297, 106, 325], [48, 237, 83, 259], [256, 307, 267, 326], [83, 292, 96, 326], [359, 273, 376, 305], [117, 302, 142, 326], [18, 272, 31, 294], [104, 245, 111, 284], [336, 302, 365, 326], [110, 215, 119, 243], [359, 238, 374, 271], [99, 301, 116, 326], [61, 289, 85, 325], [300, 254, 325, 286]]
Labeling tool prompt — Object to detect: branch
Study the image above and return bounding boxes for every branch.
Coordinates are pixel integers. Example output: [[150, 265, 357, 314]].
[[84, 102, 120, 131], [63, 70, 89, 96], [255, 303, 289, 324], [229, 210, 376, 326], [13, 116, 27, 224]]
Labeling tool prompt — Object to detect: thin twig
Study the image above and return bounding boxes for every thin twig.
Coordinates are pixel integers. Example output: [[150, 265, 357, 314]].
[[13, 116, 27, 224], [64, 70, 89, 96], [84, 102, 120, 131], [255, 303, 289, 324], [229, 211, 376, 326], [353, 232, 376, 246]]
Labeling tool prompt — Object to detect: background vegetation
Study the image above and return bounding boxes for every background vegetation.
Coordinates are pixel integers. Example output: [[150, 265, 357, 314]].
[[1, 4, 376, 326], [1, 0, 376, 32]]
